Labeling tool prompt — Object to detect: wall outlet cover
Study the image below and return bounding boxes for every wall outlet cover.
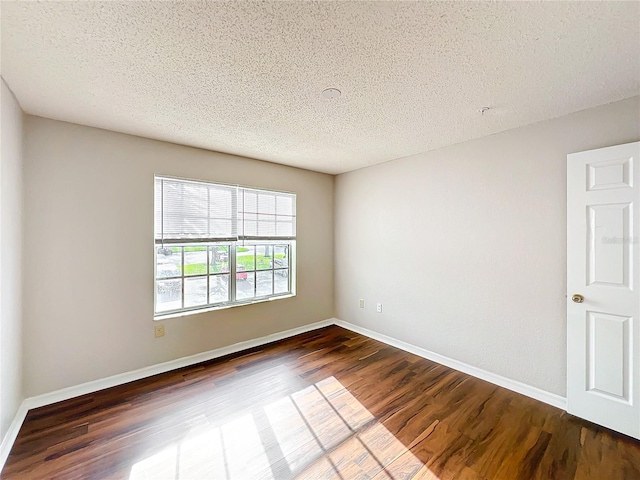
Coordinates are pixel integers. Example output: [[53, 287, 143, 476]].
[[154, 324, 165, 338]]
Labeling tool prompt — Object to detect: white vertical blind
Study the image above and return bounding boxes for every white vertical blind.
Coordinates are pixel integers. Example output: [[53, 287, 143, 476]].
[[155, 176, 296, 243]]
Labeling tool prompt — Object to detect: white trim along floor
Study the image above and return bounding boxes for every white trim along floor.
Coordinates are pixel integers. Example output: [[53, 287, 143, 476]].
[[0, 318, 566, 472]]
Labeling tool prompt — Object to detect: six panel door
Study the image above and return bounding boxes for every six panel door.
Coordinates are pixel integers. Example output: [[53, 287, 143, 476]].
[[567, 141, 640, 439]]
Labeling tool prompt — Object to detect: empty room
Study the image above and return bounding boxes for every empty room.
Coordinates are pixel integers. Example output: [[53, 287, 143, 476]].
[[1, 1, 639, 479]]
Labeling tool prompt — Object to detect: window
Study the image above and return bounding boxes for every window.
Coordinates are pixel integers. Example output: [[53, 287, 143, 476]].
[[154, 176, 296, 317]]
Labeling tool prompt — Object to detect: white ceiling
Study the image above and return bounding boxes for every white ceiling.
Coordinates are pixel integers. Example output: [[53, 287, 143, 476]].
[[1, 1, 639, 174]]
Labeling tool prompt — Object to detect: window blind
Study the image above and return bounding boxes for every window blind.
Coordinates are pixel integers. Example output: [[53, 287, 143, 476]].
[[238, 187, 296, 240], [155, 176, 296, 244]]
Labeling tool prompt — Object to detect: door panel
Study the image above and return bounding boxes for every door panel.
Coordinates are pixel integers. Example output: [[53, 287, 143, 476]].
[[587, 156, 633, 191], [587, 203, 632, 288], [586, 311, 630, 401], [567, 141, 640, 439]]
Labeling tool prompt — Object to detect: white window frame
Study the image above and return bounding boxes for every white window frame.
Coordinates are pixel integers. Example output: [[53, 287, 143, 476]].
[[154, 176, 296, 319]]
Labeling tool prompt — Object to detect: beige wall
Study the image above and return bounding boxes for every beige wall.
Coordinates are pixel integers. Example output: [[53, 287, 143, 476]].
[[0, 78, 24, 439], [23, 116, 334, 397], [335, 96, 640, 397], [16, 94, 640, 401]]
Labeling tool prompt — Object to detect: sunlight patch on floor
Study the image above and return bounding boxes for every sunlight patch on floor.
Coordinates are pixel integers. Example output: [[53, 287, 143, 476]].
[[222, 414, 274, 480], [178, 429, 227, 479], [129, 376, 432, 480], [129, 445, 178, 480], [264, 396, 324, 471]]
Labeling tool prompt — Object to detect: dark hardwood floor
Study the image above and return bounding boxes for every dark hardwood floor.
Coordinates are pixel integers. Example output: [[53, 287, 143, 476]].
[[2, 326, 639, 479]]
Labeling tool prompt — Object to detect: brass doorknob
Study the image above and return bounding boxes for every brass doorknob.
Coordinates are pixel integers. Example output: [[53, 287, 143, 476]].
[[572, 294, 584, 303]]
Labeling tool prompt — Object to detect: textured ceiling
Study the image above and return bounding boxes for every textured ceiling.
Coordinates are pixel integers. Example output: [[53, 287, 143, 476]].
[[1, 1, 639, 174]]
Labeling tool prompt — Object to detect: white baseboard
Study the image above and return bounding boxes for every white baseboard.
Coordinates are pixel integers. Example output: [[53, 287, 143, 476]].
[[1, 316, 566, 473], [334, 319, 567, 411], [26, 318, 335, 410], [0, 318, 335, 473], [0, 400, 29, 473]]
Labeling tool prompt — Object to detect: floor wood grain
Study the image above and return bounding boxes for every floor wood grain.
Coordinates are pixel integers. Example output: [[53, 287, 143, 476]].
[[2, 326, 639, 479]]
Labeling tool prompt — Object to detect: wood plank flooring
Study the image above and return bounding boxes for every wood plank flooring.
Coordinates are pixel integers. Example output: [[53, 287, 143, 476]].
[[2, 326, 639, 479]]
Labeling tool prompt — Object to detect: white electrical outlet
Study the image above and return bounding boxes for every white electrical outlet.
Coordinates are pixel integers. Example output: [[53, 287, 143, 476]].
[[359, 299, 365, 308], [376, 303, 383, 313]]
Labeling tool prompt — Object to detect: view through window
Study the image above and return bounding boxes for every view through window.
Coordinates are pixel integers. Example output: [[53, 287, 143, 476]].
[[155, 177, 296, 316]]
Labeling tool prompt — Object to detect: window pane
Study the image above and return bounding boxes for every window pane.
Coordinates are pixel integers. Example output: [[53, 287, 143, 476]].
[[184, 277, 207, 307], [156, 248, 181, 279], [243, 191, 257, 212], [157, 177, 238, 241], [276, 221, 293, 236], [237, 246, 255, 271], [163, 182, 209, 239], [256, 245, 272, 270], [258, 193, 276, 214], [276, 195, 293, 215], [275, 269, 289, 294], [273, 245, 289, 270], [236, 271, 255, 300], [157, 245, 179, 258], [184, 246, 207, 276], [209, 246, 230, 273], [156, 279, 182, 312], [209, 274, 229, 303], [241, 213, 257, 237], [256, 271, 273, 297], [236, 188, 295, 240], [209, 219, 233, 238], [258, 215, 276, 237], [209, 187, 233, 220]]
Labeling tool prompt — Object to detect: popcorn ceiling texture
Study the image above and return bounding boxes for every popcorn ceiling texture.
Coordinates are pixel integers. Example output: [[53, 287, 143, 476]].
[[1, 1, 638, 174]]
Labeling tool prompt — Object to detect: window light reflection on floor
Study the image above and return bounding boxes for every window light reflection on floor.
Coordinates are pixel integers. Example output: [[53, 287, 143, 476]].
[[129, 376, 429, 480]]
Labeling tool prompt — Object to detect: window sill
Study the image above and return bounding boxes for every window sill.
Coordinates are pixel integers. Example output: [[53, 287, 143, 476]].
[[153, 293, 296, 321]]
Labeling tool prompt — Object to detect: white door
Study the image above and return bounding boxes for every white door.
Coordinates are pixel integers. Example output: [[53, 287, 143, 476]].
[[567, 141, 640, 439]]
